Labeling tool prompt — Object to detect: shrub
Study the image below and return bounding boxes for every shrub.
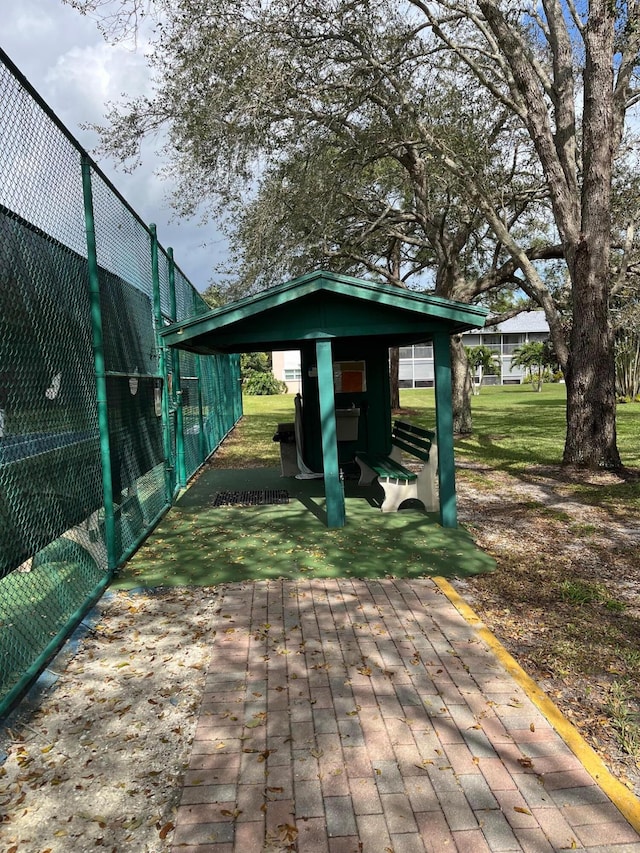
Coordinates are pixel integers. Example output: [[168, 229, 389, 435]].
[[243, 372, 287, 395], [241, 352, 287, 395]]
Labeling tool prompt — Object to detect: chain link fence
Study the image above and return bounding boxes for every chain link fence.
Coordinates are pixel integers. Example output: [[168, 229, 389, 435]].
[[0, 50, 242, 716]]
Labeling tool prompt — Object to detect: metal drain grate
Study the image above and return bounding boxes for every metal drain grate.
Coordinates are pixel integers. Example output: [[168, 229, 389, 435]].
[[211, 489, 290, 507]]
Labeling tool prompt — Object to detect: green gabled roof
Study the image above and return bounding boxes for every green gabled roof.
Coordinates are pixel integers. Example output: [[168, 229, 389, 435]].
[[161, 270, 488, 355]]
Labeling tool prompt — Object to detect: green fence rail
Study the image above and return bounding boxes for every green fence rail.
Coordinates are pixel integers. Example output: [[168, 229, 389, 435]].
[[0, 49, 242, 716]]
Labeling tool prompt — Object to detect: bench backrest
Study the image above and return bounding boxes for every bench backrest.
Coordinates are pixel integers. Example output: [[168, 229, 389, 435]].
[[391, 420, 434, 462]]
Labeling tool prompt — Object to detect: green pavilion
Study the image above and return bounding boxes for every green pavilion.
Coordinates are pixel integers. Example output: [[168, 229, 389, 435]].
[[161, 271, 488, 529]]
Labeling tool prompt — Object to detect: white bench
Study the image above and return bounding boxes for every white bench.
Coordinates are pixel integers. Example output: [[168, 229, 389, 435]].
[[355, 421, 438, 512]]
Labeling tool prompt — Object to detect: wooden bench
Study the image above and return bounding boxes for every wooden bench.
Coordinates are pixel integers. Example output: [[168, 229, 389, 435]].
[[355, 421, 438, 512]]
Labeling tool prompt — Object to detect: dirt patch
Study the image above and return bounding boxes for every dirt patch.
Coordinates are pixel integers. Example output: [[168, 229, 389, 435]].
[[0, 587, 219, 852], [453, 462, 640, 796]]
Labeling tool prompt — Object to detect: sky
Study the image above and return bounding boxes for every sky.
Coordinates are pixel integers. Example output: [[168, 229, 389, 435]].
[[1, 0, 228, 291]]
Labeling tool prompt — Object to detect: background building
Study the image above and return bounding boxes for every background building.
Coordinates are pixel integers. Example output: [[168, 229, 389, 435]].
[[273, 311, 550, 392], [272, 350, 303, 394]]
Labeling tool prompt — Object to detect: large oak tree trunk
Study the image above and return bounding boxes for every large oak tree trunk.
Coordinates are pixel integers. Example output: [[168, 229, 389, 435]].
[[389, 346, 400, 410], [450, 335, 473, 434], [562, 6, 621, 469], [563, 248, 621, 468]]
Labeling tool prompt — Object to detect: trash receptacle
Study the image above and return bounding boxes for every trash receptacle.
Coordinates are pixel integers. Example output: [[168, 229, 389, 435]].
[[273, 422, 299, 477], [335, 408, 360, 441]]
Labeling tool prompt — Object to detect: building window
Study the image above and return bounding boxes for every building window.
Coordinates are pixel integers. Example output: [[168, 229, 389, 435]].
[[414, 345, 433, 358], [503, 335, 525, 355], [284, 369, 301, 381], [481, 334, 501, 351]]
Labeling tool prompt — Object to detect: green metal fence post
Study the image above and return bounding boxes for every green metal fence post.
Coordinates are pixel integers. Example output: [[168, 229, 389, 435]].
[[81, 155, 117, 570], [150, 224, 175, 500], [433, 332, 458, 528], [167, 248, 187, 489]]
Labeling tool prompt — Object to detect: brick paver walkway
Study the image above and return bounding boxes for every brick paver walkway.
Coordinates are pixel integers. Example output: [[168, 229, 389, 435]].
[[171, 579, 640, 852]]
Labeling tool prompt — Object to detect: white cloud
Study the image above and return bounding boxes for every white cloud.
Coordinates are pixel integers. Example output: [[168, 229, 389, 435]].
[[9, 6, 56, 40], [46, 41, 152, 117]]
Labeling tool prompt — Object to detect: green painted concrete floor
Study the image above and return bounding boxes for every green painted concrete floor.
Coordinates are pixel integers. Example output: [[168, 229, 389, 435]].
[[113, 468, 495, 589]]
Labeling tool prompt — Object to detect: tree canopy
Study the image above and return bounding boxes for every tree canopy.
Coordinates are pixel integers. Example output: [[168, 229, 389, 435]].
[[65, 0, 640, 467]]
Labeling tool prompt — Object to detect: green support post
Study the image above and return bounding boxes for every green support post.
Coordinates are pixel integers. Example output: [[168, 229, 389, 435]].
[[167, 248, 187, 489], [433, 332, 458, 528], [81, 155, 117, 570], [315, 339, 345, 528], [150, 224, 175, 500]]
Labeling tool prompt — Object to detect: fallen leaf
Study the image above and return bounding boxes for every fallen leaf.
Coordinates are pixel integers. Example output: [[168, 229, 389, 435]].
[[514, 806, 532, 815], [278, 823, 298, 842], [158, 821, 174, 839], [517, 757, 534, 768]]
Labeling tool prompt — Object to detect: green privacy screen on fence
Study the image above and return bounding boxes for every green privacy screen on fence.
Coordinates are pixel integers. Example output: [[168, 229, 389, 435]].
[[0, 50, 242, 716]]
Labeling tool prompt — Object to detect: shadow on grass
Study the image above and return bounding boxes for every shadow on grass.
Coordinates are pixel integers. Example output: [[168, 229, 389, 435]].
[[114, 468, 495, 589]]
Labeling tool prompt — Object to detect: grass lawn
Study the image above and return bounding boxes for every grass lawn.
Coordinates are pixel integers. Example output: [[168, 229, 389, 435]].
[[403, 384, 639, 512], [401, 383, 640, 472], [233, 383, 640, 475]]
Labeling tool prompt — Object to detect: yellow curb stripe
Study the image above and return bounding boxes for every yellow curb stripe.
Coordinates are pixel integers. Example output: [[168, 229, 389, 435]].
[[433, 576, 640, 833]]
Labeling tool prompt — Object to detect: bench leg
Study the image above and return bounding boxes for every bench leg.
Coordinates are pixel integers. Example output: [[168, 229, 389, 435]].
[[415, 470, 438, 512], [415, 448, 439, 512], [355, 458, 378, 486], [380, 479, 417, 512]]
